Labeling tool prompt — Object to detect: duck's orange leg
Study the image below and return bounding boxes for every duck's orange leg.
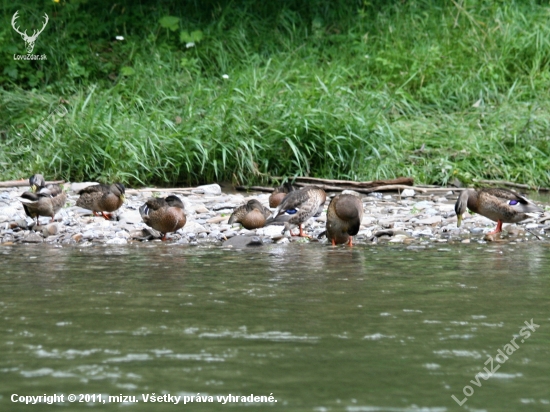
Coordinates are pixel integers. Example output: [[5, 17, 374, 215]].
[[347, 237, 354, 247], [101, 212, 112, 220], [298, 225, 312, 238], [487, 220, 503, 235]]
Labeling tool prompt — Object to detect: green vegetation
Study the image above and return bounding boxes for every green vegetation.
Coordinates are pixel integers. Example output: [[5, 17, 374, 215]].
[[1, 0, 550, 187]]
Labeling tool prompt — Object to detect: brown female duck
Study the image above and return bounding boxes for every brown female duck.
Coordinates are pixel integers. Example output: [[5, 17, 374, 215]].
[[76, 182, 125, 220], [139, 195, 186, 241], [326, 194, 364, 246], [269, 182, 295, 208], [19, 174, 66, 225], [455, 188, 543, 234], [267, 185, 326, 237], [228, 199, 271, 229]]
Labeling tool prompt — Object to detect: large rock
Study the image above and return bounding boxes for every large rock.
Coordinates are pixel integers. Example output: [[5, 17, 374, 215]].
[[180, 220, 207, 234], [401, 189, 415, 198], [117, 209, 142, 225], [23, 233, 43, 243], [222, 235, 263, 248], [192, 184, 222, 196], [256, 225, 285, 240]]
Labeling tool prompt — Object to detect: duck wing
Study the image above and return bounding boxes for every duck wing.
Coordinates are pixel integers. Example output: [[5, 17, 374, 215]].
[[140, 197, 167, 218], [77, 184, 109, 195], [481, 188, 543, 213]]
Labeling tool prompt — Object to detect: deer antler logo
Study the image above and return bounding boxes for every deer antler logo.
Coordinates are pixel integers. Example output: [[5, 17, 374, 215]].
[[11, 11, 49, 54]]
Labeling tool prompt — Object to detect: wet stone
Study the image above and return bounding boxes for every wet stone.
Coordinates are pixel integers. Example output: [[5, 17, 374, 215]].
[[23, 232, 43, 243]]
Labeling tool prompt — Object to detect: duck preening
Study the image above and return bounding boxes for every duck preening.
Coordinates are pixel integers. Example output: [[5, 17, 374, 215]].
[[266, 185, 326, 237], [455, 188, 543, 234], [76, 183, 125, 220], [269, 182, 295, 208], [139, 195, 186, 241], [228, 199, 271, 229], [19, 174, 66, 225], [326, 194, 364, 246]]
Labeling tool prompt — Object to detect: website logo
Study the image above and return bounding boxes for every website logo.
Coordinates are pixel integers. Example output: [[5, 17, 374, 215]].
[[11, 11, 48, 59]]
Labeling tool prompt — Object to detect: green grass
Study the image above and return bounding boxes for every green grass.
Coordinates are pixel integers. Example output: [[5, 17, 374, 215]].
[[1, 0, 550, 187]]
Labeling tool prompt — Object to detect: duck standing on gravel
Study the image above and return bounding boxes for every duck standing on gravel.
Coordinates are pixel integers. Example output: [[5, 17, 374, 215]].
[[455, 188, 543, 235], [139, 195, 186, 241], [326, 194, 364, 246], [228, 199, 271, 229], [269, 182, 295, 208], [76, 183, 125, 220], [266, 185, 326, 238], [19, 174, 67, 225]]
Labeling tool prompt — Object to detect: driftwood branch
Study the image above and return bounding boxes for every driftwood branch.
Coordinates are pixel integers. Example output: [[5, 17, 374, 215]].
[[125, 187, 195, 194], [293, 182, 427, 193], [474, 179, 550, 192], [0, 179, 65, 188], [270, 176, 414, 188], [235, 185, 276, 193], [236, 182, 471, 195]]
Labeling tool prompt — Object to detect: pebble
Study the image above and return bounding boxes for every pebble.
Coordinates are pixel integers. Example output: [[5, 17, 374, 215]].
[[0, 184, 547, 246], [401, 189, 415, 198]]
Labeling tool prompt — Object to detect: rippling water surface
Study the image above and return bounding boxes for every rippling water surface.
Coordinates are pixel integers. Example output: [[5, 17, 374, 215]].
[[1, 242, 550, 411]]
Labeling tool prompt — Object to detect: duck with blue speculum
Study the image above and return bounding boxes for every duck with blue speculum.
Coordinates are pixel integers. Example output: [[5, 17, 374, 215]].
[[454, 188, 543, 235], [139, 195, 186, 241], [19, 174, 67, 225], [228, 199, 271, 229], [266, 185, 326, 238], [326, 193, 364, 246]]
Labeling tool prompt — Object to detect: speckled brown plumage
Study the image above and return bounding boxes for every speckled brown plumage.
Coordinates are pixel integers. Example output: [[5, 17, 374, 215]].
[[139, 195, 186, 240], [267, 185, 327, 237], [326, 194, 364, 246], [269, 182, 295, 208], [455, 188, 543, 234], [76, 183, 125, 220], [20, 174, 66, 225], [228, 199, 271, 229]]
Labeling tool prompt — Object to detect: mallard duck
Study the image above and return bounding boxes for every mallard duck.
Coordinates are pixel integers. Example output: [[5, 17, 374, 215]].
[[455, 188, 543, 234], [76, 182, 125, 220], [19, 174, 66, 225], [139, 195, 186, 241], [266, 185, 326, 237], [228, 199, 271, 229], [326, 194, 364, 246], [269, 182, 295, 208]]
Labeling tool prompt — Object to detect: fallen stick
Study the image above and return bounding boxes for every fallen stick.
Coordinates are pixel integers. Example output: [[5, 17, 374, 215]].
[[125, 187, 195, 194], [235, 185, 275, 193], [474, 179, 550, 192], [292, 182, 428, 193], [270, 176, 414, 188], [236, 184, 467, 194], [0, 179, 65, 188]]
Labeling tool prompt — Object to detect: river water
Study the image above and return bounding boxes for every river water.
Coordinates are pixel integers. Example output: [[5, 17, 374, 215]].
[[1, 241, 549, 411]]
